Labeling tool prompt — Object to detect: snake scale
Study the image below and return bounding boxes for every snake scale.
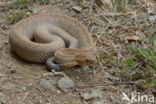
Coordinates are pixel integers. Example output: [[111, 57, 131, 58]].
[[9, 14, 96, 70]]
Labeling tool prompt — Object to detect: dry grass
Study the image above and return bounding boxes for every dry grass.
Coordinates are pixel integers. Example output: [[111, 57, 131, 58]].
[[0, 0, 156, 103], [84, 0, 156, 89]]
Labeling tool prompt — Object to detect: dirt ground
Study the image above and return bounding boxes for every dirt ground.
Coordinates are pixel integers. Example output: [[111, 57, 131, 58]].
[[0, 0, 156, 104]]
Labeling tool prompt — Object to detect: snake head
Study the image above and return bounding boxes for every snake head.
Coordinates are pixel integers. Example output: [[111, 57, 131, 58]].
[[76, 54, 97, 65]]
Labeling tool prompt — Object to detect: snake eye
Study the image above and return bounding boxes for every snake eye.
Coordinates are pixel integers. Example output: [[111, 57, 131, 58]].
[[76, 54, 96, 65]]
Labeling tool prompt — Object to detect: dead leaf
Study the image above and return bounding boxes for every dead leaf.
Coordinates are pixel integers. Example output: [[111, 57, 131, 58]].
[[125, 35, 140, 41]]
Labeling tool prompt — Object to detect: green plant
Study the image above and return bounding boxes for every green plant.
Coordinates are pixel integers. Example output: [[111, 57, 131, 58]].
[[145, 79, 156, 88], [7, 0, 33, 24], [111, 0, 126, 12], [7, 10, 30, 24], [148, 35, 156, 48], [121, 57, 136, 68], [137, 48, 156, 70], [127, 43, 156, 71], [9, 0, 30, 9], [36, 0, 49, 4], [19, 0, 29, 4]]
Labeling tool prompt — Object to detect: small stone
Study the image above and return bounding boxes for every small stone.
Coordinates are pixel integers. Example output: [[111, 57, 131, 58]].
[[76, 77, 79, 80], [4, 41, 8, 45], [80, 88, 104, 104], [91, 89, 103, 99], [58, 77, 75, 92], [80, 93, 92, 100], [22, 86, 27, 91], [10, 69, 16, 73], [56, 90, 61, 94], [16, 85, 27, 93], [148, 15, 156, 22], [6, 64, 11, 69], [72, 6, 82, 13], [38, 78, 56, 92], [1, 24, 9, 30], [0, 92, 8, 104]]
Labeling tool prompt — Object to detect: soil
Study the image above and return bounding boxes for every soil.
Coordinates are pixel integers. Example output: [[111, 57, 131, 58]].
[[0, 0, 156, 104]]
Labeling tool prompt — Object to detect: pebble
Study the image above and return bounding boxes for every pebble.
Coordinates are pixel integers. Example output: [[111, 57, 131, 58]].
[[16, 85, 27, 93], [80, 88, 104, 104], [1, 24, 9, 30], [58, 77, 75, 92], [38, 78, 56, 92], [10, 69, 16, 74], [0, 92, 8, 104], [148, 15, 156, 22], [72, 6, 82, 13]]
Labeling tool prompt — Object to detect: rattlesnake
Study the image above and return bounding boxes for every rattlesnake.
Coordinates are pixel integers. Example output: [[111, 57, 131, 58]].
[[9, 14, 96, 70]]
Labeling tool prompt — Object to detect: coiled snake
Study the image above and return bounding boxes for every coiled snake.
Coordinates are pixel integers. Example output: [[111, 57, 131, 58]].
[[9, 14, 96, 70]]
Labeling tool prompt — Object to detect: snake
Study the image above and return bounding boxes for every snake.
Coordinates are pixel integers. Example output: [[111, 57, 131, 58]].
[[9, 14, 96, 71]]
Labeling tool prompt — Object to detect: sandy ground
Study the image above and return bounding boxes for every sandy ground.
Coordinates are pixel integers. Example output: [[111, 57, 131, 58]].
[[0, 0, 156, 104]]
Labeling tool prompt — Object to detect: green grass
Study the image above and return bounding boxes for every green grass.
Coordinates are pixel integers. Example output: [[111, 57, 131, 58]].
[[145, 79, 156, 88], [7, 10, 30, 24], [106, 34, 156, 87], [7, 0, 33, 24], [36, 0, 49, 4], [7, 0, 50, 24], [9, 0, 30, 9], [129, 34, 156, 71]]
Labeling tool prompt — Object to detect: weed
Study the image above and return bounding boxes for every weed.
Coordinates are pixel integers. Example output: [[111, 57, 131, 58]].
[[34, 0, 49, 5], [7, 10, 30, 24], [145, 79, 156, 88], [9, 0, 30, 9], [128, 35, 156, 71], [137, 48, 156, 70], [7, 0, 33, 24]]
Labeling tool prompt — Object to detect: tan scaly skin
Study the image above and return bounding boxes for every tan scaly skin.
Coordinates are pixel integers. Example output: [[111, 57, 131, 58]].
[[9, 14, 96, 71]]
